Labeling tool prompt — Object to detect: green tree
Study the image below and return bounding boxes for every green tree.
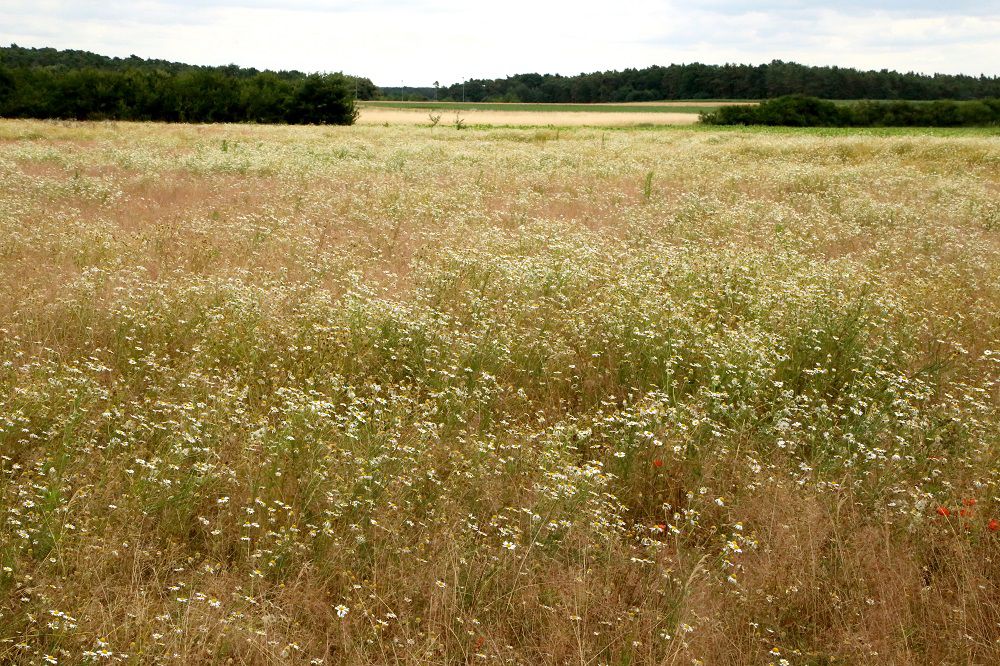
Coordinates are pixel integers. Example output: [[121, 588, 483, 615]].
[[287, 74, 357, 125]]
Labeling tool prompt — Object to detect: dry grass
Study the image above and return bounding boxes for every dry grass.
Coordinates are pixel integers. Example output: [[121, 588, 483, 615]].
[[0, 119, 998, 665]]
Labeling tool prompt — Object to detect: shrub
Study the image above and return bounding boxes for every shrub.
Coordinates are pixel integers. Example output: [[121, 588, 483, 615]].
[[702, 95, 1000, 127]]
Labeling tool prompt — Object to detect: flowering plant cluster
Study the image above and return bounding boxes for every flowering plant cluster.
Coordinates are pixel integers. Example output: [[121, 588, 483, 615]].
[[0, 119, 997, 664]]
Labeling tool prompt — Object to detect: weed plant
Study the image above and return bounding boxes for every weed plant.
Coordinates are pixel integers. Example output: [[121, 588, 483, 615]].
[[0, 120, 997, 664]]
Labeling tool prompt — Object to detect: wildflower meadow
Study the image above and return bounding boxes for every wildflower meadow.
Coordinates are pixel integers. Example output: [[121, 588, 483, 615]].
[[1, 120, 998, 664]]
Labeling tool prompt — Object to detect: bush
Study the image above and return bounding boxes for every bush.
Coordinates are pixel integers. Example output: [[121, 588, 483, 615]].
[[701, 95, 1000, 127]]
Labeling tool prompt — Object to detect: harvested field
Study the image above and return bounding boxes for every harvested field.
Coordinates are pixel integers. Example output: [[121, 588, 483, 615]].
[[358, 106, 701, 126], [361, 101, 738, 113]]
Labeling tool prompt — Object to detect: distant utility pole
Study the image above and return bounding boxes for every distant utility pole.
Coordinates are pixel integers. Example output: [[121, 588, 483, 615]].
[[462, 79, 466, 103], [401, 80, 404, 101]]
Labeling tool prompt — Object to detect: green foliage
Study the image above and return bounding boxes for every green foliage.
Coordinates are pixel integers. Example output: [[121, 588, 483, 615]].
[[701, 95, 1000, 127], [286, 74, 359, 125], [0, 45, 363, 124], [349, 75, 380, 100], [427, 60, 1000, 103], [0, 67, 13, 102]]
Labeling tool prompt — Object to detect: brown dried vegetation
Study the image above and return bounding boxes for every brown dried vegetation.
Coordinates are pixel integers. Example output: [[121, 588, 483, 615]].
[[0, 120, 998, 664]]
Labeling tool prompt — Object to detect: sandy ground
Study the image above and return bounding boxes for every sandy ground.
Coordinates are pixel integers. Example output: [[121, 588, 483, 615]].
[[358, 107, 702, 127]]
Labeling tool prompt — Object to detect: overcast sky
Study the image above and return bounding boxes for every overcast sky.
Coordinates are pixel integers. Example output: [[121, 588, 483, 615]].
[[2, 1, 998, 85]]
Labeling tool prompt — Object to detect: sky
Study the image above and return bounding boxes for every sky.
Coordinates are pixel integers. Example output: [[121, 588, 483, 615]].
[[2, 1, 998, 86]]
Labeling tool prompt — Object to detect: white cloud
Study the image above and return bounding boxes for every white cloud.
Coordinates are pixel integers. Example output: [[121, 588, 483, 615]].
[[1, 0, 997, 84]]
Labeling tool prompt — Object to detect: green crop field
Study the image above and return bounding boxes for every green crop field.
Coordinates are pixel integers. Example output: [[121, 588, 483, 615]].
[[0, 119, 998, 665]]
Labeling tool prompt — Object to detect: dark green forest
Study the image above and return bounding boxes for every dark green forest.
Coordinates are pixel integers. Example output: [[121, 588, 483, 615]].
[[388, 62, 1000, 103], [0, 45, 375, 124], [701, 96, 1000, 127]]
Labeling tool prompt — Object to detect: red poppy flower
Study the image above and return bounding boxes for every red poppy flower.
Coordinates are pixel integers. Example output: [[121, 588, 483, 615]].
[[963, 498, 977, 507], [936, 506, 950, 517], [652, 459, 663, 468], [989, 519, 999, 532], [959, 509, 973, 518]]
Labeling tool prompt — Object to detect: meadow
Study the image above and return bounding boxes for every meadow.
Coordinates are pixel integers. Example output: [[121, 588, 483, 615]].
[[0, 118, 998, 665]]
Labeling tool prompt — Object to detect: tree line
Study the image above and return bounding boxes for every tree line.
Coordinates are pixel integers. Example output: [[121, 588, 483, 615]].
[[0, 45, 374, 124], [700, 96, 1000, 127], [5, 44, 1000, 124], [407, 62, 1000, 103]]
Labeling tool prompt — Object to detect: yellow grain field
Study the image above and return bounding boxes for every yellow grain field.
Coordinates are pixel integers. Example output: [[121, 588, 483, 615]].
[[357, 106, 701, 126]]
